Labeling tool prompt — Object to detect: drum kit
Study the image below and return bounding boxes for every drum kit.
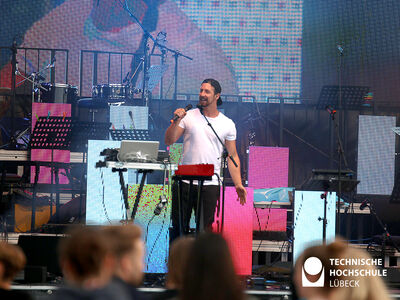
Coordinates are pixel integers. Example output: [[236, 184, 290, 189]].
[[91, 83, 142, 104], [35, 82, 142, 109]]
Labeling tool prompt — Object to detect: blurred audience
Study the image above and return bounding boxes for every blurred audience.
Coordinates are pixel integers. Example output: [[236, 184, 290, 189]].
[[180, 232, 245, 300], [55, 226, 130, 300], [293, 240, 392, 300], [101, 224, 147, 300], [0, 242, 33, 300], [153, 236, 194, 300]]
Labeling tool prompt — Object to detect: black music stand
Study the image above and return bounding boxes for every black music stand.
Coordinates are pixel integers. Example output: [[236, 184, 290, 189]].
[[301, 169, 359, 193], [70, 121, 111, 152], [30, 116, 72, 231], [317, 85, 370, 110], [110, 129, 151, 141], [301, 169, 359, 243]]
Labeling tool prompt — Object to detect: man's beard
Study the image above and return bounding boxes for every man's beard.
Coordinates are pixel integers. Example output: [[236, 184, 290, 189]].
[[199, 96, 209, 106]]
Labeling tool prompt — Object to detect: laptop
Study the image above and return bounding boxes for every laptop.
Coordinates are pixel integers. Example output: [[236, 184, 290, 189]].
[[118, 140, 160, 162]]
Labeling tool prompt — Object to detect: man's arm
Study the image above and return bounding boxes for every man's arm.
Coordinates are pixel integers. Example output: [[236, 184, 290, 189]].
[[225, 140, 247, 205], [164, 108, 186, 145]]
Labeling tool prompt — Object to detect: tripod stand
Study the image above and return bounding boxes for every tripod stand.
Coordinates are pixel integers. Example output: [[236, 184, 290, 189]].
[[364, 200, 400, 264]]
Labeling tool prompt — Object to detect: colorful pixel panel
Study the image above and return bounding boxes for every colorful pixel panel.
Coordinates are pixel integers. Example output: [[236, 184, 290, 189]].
[[168, 143, 183, 164], [174, 0, 303, 101], [109, 106, 148, 130], [248, 146, 289, 189], [357, 115, 396, 195], [86, 140, 170, 273], [293, 191, 336, 263], [128, 184, 171, 273], [213, 186, 253, 275], [86, 140, 127, 225]]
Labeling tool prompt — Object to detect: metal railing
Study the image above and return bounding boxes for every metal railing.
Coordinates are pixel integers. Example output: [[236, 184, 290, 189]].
[[0, 46, 69, 90]]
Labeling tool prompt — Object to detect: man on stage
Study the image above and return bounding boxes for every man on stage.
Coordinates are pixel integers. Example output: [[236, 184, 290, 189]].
[[165, 78, 247, 241]]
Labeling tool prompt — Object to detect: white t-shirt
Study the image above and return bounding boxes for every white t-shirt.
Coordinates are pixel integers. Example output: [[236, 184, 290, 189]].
[[178, 108, 237, 185]]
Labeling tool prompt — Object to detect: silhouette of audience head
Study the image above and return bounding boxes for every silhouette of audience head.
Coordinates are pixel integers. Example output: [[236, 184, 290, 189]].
[[58, 227, 114, 289], [181, 232, 244, 300], [166, 236, 194, 290], [293, 240, 391, 300], [101, 224, 145, 286], [0, 242, 26, 289]]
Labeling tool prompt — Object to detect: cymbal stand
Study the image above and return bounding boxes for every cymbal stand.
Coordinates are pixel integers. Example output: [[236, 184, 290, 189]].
[[16, 61, 54, 103]]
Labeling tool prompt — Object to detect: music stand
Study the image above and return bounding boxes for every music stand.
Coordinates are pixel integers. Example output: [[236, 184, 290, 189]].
[[301, 169, 359, 243], [70, 121, 111, 152], [317, 85, 370, 110], [110, 129, 151, 141], [30, 116, 72, 230], [301, 169, 360, 193]]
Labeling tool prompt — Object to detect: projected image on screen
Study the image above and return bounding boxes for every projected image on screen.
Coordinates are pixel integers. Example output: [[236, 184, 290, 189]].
[[175, 0, 303, 100], [1, 0, 302, 102], [87, 142, 170, 273], [357, 115, 396, 195]]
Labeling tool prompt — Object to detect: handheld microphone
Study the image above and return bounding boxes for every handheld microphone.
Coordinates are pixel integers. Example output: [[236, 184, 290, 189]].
[[359, 199, 369, 211], [171, 104, 193, 123], [154, 195, 168, 215]]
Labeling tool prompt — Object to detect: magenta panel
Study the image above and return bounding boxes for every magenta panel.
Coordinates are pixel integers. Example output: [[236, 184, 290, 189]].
[[212, 187, 253, 276], [248, 146, 289, 189], [253, 208, 287, 232], [31, 103, 71, 184]]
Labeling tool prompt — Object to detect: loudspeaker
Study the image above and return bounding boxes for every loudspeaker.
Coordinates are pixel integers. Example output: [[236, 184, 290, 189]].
[[24, 266, 47, 283], [18, 235, 64, 277]]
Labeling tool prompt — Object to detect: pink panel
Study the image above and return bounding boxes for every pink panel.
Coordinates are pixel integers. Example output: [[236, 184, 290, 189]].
[[248, 146, 289, 189], [31, 103, 71, 184], [253, 208, 287, 232], [212, 187, 253, 276]]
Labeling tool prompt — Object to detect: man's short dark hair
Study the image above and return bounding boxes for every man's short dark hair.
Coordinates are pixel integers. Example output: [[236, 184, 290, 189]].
[[58, 227, 109, 282], [101, 225, 142, 259], [202, 78, 222, 106]]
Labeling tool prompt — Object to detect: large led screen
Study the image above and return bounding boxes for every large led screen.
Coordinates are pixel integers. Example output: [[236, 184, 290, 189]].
[[357, 115, 396, 195]]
